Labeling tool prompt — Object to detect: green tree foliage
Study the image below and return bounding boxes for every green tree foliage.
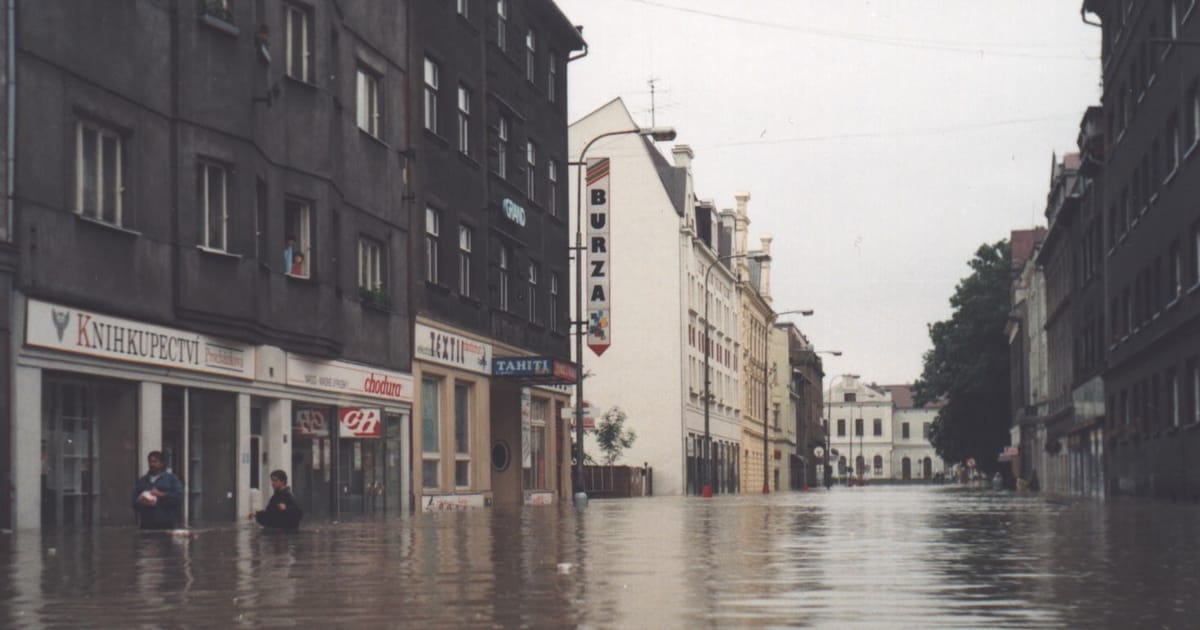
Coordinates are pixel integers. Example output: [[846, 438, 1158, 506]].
[[913, 240, 1011, 473], [595, 406, 637, 465]]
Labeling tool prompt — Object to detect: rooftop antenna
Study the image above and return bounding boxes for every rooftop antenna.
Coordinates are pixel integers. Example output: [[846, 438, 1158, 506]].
[[648, 77, 658, 127]]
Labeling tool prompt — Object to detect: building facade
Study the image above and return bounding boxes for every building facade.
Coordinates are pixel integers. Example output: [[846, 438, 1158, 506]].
[[11, 0, 415, 530], [782, 323, 825, 490], [826, 376, 946, 482], [734, 196, 774, 494], [410, 0, 583, 509]]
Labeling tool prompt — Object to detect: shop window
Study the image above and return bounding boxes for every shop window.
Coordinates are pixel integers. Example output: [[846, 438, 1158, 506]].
[[454, 382, 471, 488], [525, 397, 548, 490], [422, 377, 441, 489]]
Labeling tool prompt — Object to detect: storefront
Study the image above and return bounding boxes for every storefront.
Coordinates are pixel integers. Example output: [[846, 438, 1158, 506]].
[[490, 355, 575, 507], [15, 297, 412, 530]]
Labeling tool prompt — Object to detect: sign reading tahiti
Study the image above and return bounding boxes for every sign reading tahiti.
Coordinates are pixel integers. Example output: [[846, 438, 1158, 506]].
[[26, 299, 255, 379], [585, 157, 612, 356]]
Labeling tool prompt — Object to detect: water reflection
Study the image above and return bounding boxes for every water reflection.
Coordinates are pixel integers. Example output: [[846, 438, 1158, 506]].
[[4, 487, 1200, 628]]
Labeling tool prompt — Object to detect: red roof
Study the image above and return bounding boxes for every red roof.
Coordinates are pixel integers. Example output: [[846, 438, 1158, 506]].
[[1011, 228, 1047, 268], [882, 384, 945, 410]]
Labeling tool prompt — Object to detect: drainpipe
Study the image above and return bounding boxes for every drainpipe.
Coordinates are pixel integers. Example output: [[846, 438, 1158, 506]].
[[6, 0, 16, 241]]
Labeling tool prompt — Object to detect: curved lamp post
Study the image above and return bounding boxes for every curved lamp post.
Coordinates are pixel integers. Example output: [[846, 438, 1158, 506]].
[[817, 353, 843, 489], [572, 125, 676, 508]]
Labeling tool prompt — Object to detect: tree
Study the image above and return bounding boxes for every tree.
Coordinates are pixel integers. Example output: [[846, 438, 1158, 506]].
[[594, 406, 636, 465], [913, 240, 1011, 473]]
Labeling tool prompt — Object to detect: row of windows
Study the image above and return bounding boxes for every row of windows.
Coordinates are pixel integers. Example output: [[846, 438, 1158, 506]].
[[687, 356, 735, 410], [423, 56, 561, 216], [1108, 358, 1200, 433], [833, 419, 930, 439], [687, 324, 736, 370], [74, 120, 395, 292], [459, 0, 562, 104], [1108, 221, 1200, 344], [424, 207, 562, 331]]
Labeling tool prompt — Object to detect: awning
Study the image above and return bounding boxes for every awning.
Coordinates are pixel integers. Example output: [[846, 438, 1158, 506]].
[[491, 356, 577, 385]]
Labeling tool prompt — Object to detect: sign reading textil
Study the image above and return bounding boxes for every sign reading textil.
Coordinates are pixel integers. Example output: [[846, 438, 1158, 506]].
[[286, 354, 414, 403], [414, 323, 492, 374], [585, 157, 612, 356], [26, 299, 255, 379]]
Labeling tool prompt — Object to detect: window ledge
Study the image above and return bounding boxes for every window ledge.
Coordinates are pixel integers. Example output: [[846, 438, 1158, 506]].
[[285, 272, 311, 281], [426, 281, 452, 295], [284, 74, 317, 91], [1149, 192, 1159, 207], [1185, 139, 1200, 161], [1187, 421, 1200, 433], [199, 14, 239, 37], [1167, 295, 1182, 310], [1165, 167, 1179, 186], [360, 298, 392, 314], [360, 128, 390, 149], [196, 245, 241, 259], [76, 214, 141, 237], [456, 150, 482, 170], [1188, 281, 1200, 295], [458, 293, 482, 307], [423, 127, 451, 149]]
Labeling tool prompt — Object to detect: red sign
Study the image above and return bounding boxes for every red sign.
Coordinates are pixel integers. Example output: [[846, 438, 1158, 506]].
[[294, 407, 330, 438], [339, 407, 382, 438]]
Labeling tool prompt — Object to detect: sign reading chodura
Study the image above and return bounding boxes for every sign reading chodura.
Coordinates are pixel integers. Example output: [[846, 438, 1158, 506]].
[[286, 354, 414, 403], [585, 157, 612, 356], [26, 299, 255, 379]]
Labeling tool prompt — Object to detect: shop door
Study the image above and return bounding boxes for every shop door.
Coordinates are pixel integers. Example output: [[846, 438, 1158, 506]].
[[42, 381, 96, 528], [292, 406, 334, 521]]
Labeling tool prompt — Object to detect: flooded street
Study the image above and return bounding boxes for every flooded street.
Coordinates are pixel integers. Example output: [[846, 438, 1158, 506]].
[[4, 486, 1200, 628]]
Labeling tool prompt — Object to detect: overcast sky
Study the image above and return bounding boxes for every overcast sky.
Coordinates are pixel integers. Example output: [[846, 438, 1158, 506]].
[[557, 0, 1101, 386]]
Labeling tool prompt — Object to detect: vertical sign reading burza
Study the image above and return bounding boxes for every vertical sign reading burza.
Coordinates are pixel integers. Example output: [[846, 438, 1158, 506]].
[[585, 157, 612, 356]]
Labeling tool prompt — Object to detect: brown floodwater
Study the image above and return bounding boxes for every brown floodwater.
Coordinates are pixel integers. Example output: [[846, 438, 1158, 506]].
[[3, 485, 1199, 628]]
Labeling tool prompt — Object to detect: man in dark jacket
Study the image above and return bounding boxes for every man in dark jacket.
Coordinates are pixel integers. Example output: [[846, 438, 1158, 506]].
[[250, 470, 303, 530], [132, 451, 184, 530]]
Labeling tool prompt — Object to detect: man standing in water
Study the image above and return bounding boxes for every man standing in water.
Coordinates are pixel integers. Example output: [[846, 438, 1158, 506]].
[[249, 470, 303, 530], [132, 451, 184, 530]]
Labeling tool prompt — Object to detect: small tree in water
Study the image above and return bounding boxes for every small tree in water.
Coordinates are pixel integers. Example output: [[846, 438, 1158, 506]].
[[595, 406, 636, 465]]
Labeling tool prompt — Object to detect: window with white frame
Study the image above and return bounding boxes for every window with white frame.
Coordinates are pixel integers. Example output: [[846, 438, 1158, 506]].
[[1167, 114, 1181, 178], [454, 382, 471, 487], [456, 0, 469, 18], [425, 207, 440, 284], [422, 377, 441, 489], [527, 260, 539, 323], [548, 53, 557, 103], [1193, 221, 1200, 286], [459, 224, 472, 296], [202, 0, 233, 22], [357, 236, 383, 291], [1171, 369, 1181, 427], [496, 0, 508, 50], [284, 198, 311, 277], [1170, 241, 1182, 300], [547, 159, 558, 216], [525, 30, 536, 82], [76, 121, 125, 226], [497, 116, 509, 178], [357, 66, 381, 137], [549, 272, 559, 332], [525, 140, 536, 196], [285, 3, 312, 82], [198, 161, 229, 251], [499, 245, 511, 311], [525, 397, 548, 489], [457, 84, 470, 154], [1192, 359, 1200, 423], [424, 57, 439, 134]]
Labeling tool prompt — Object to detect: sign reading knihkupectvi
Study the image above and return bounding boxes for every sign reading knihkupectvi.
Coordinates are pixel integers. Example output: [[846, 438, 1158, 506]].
[[585, 157, 612, 356], [26, 298, 255, 379]]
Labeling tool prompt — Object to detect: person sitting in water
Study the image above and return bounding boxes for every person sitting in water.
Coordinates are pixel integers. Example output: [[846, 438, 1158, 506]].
[[249, 469, 303, 530], [132, 451, 184, 530]]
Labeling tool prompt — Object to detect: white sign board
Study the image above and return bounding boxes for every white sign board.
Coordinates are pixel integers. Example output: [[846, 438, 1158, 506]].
[[338, 407, 382, 438], [414, 323, 492, 374], [286, 354, 414, 404], [26, 299, 255, 379], [585, 157, 612, 356]]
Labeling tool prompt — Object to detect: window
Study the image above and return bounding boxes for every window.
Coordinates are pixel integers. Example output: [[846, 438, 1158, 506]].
[[1192, 358, 1200, 424], [454, 382, 471, 488], [549, 273, 559, 332], [1187, 81, 1200, 149], [836, 419, 845, 437], [499, 245, 511, 311], [456, 0, 468, 18], [922, 423, 931, 439], [1193, 221, 1200, 286], [1170, 369, 1181, 427], [255, 178, 267, 261], [547, 159, 558, 216], [457, 84, 470, 154], [459, 224, 472, 296], [357, 67, 381, 137], [201, 0, 233, 22], [284, 3, 311, 82], [873, 455, 883, 474], [495, 0, 508, 50], [197, 161, 229, 251], [357, 236, 383, 291], [548, 53, 558, 103], [526, 398, 548, 489], [527, 260, 539, 323], [422, 377, 441, 489], [425, 207, 440, 284], [873, 418, 882, 436], [1167, 114, 1181, 178], [1169, 241, 1182, 301], [526, 140, 536, 196], [284, 198, 311, 277], [525, 30, 536, 82], [75, 121, 125, 226], [902, 422, 910, 439], [843, 393, 856, 402], [497, 116, 509, 178], [423, 57, 439, 134]]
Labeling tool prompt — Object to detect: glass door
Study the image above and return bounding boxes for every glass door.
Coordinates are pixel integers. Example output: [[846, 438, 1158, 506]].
[[42, 381, 97, 528]]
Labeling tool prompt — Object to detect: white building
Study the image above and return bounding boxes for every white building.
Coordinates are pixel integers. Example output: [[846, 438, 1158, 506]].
[[884, 385, 947, 480], [825, 375, 946, 481], [569, 98, 742, 495]]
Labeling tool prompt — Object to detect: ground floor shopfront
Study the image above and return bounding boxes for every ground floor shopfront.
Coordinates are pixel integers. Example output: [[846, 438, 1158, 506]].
[[412, 320, 573, 510], [15, 297, 413, 530]]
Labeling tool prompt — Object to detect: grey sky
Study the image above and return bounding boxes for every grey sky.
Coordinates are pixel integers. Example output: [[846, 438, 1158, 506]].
[[558, 0, 1100, 385]]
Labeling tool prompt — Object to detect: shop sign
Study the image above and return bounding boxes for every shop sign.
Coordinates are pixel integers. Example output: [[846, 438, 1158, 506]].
[[501, 198, 526, 227], [415, 323, 492, 375], [338, 407, 382, 438], [26, 299, 254, 379], [423, 493, 486, 511], [286, 354, 414, 403], [521, 388, 532, 468], [524, 491, 554, 506], [294, 407, 331, 438], [585, 157, 612, 356]]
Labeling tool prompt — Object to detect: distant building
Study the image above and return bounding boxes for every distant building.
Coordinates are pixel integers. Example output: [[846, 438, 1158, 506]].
[[826, 376, 946, 481]]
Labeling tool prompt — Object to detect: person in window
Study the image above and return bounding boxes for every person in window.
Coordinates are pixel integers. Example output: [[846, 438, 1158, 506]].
[[132, 451, 184, 530], [284, 236, 296, 272], [249, 470, 303, 530], [290, 252, 305, 276]]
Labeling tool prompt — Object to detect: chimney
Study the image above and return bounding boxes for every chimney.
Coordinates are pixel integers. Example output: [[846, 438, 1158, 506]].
[[734, 192, 751, 280], [672, 144, 694, 170], [759, 235, 773, 303]]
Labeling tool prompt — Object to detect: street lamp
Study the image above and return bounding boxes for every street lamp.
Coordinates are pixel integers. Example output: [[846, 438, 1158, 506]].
[[572, 125, 676, 508], [818, 358, 843, 489], [764, 309, 813, 494], [701, 252, 768, 498]]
